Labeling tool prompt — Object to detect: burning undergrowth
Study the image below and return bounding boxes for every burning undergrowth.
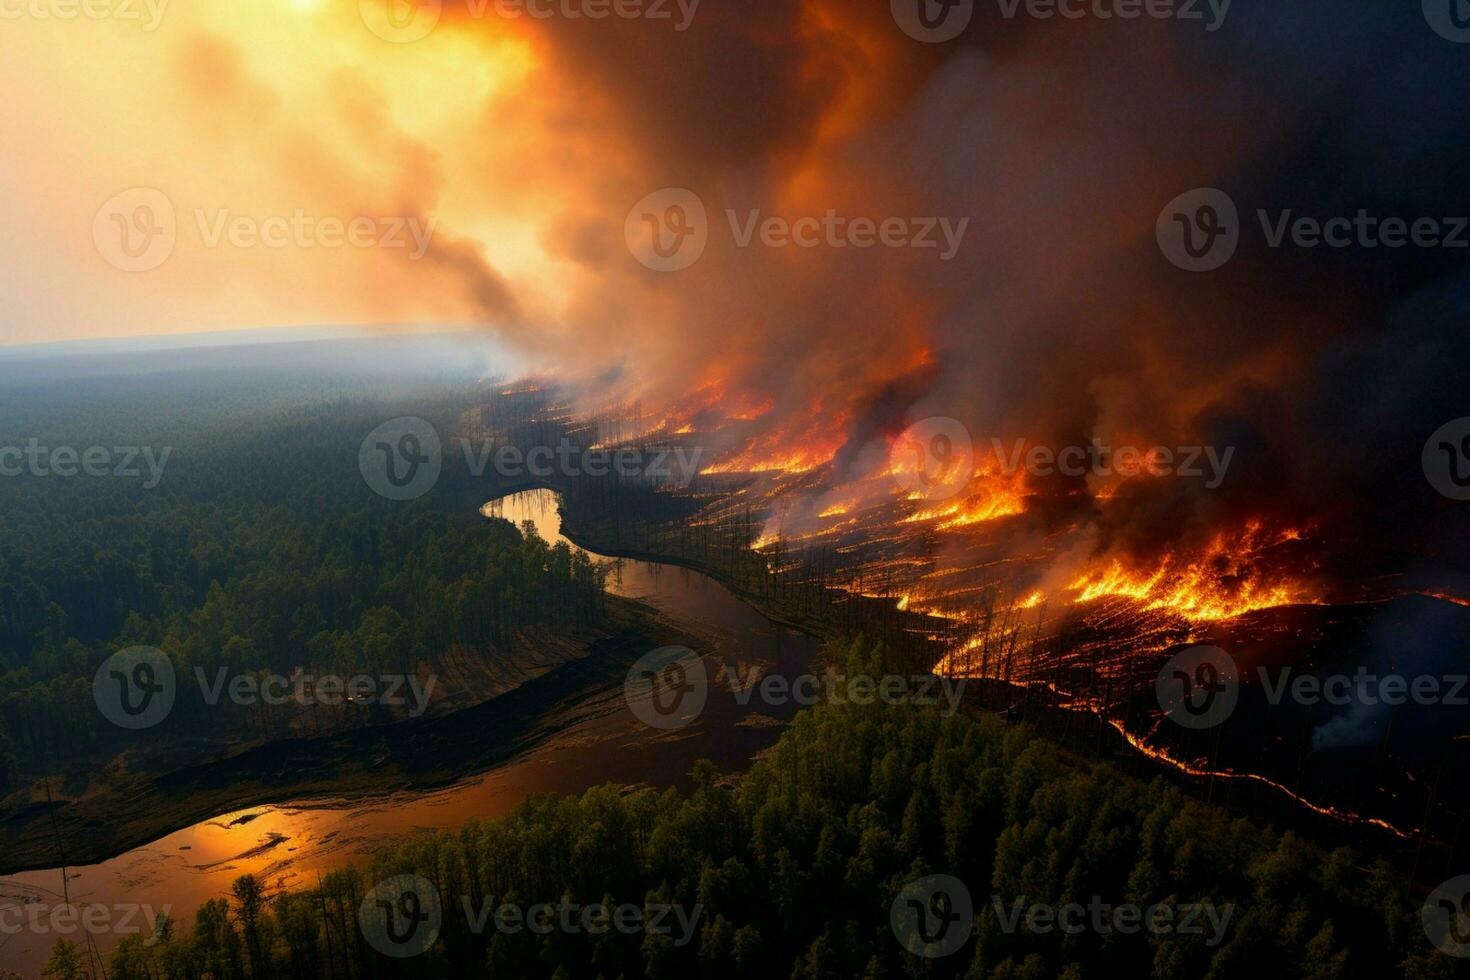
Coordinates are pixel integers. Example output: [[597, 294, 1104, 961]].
[[408, 0, 1470, 843], [554, 387, 1470, 841]]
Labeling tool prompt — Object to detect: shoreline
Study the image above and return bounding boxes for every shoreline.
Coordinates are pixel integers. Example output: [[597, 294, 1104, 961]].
[[0, 601, 697, 876]]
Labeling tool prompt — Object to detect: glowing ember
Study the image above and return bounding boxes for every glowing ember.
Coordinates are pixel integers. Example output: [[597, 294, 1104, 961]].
[[1413, 590, 1470, 607], [1103, 719, 1410, 840]]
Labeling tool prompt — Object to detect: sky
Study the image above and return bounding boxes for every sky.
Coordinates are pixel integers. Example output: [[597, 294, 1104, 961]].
[[0, 0, 549, 349], [3, 0, 1469, 589]]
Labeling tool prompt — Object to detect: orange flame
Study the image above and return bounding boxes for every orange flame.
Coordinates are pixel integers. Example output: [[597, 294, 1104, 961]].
[[1067, 522, 1316, 621], [900, 458, 1030, 529]]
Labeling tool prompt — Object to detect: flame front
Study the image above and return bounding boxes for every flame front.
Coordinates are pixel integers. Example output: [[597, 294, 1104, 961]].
[[1066, 522, 1318, 621]]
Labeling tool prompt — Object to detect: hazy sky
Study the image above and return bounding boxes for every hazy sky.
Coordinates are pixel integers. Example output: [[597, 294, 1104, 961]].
[[6, 1, 1467, 508], [5, 0, 1468, 594], [0, 1, 555, 348]]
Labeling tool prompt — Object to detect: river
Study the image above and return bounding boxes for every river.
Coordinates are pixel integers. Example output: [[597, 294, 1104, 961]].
[[0, 490, 817, 977]]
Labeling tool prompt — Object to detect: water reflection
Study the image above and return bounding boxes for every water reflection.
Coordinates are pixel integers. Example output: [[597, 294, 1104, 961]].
[[2, 490, 816, 975]]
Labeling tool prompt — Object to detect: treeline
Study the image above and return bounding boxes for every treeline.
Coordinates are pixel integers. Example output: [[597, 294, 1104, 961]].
[[0, 371, 610, 785], [83, 639, 1451, 979]]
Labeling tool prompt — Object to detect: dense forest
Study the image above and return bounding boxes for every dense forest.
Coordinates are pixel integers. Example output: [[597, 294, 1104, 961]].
[[4, 346, 1461, 979], [0, 352, 608, 788], [64, 639, 1454, 980]]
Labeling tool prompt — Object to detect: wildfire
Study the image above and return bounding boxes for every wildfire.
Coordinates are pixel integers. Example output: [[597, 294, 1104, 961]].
[[924, 663, 1415, 841], [691, 402, 851, 476], [1067, 522, 1316, 621], [1413, 590, 1470, 607], [1104, 720, 1410, 840], [901, 467, 1029, 530], [904, 492, 1026, 529], [701, 449, 834, 475]]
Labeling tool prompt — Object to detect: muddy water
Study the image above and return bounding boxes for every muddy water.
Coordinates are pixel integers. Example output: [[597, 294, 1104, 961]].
[[0, 490, 817, 977]]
